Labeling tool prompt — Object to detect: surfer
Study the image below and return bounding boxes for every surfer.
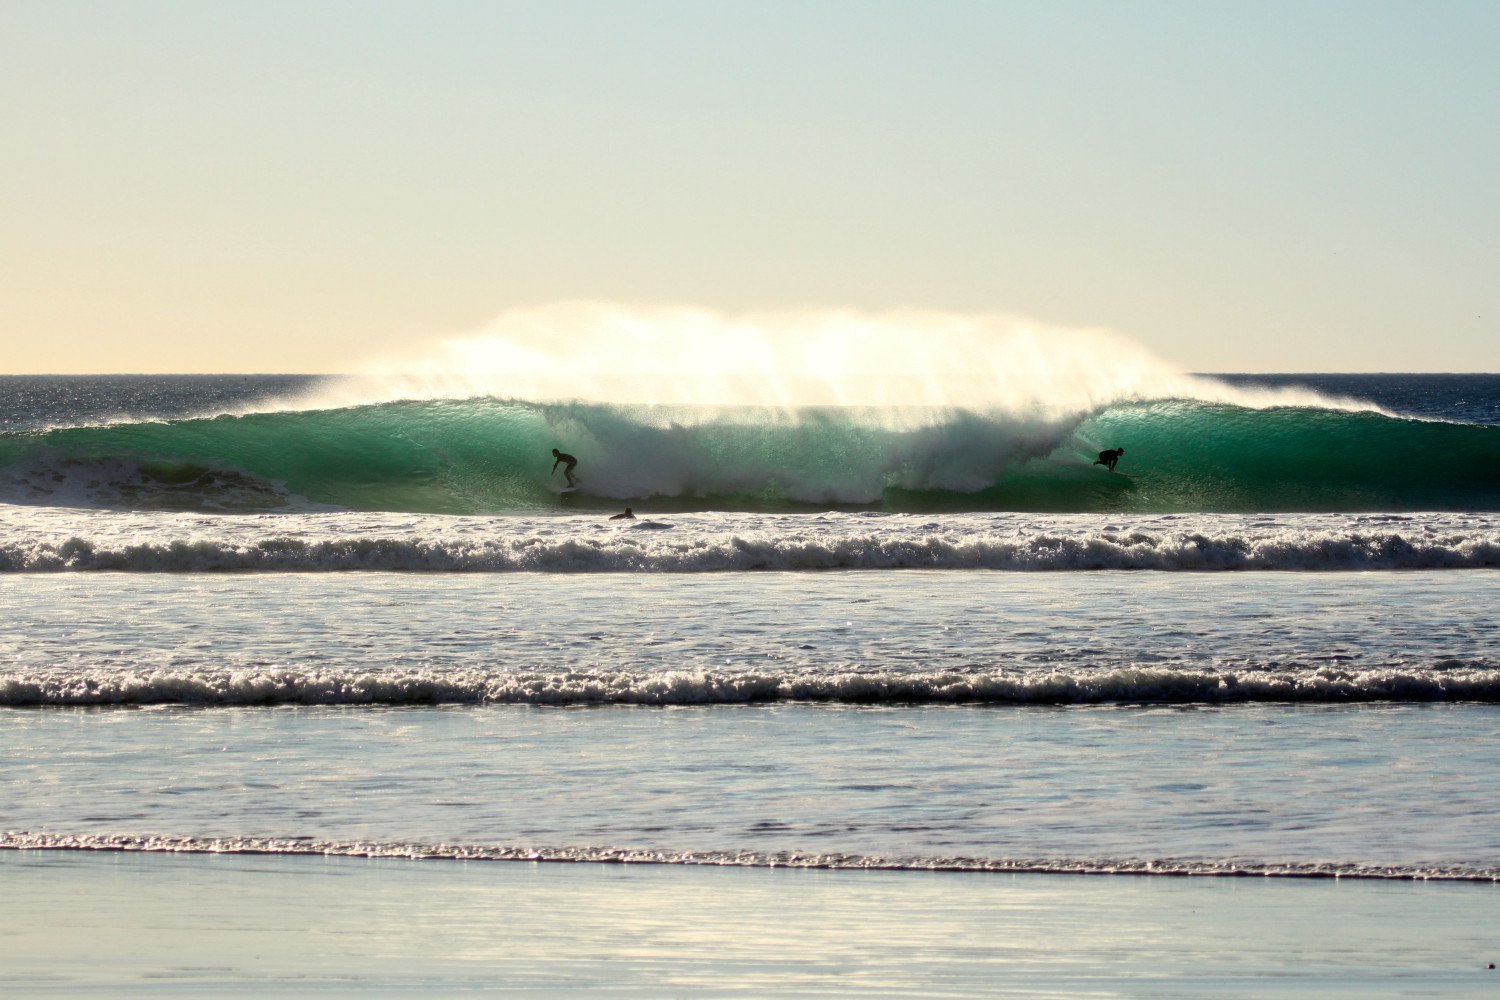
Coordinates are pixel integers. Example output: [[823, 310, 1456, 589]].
[[609, 507, 636, 520], [551, 448, 579, 488], [1094, 447, 1125, 471]]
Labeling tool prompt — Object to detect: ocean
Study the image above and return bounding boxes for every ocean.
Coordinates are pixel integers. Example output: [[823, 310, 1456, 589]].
[[2, 372, 1498, 997]]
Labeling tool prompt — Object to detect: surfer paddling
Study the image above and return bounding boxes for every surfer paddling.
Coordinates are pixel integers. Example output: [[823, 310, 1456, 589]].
[[609, 507, 636, 520], [1094, 447, 1125, 471], [551, 448, 579, 488]]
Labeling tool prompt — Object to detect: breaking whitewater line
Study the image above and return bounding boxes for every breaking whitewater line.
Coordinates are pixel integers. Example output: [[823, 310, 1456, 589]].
[[3, 833, 1495, 882]]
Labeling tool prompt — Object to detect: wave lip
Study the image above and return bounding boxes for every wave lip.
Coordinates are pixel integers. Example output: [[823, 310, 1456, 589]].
[[3, 833, 1493, 882], [4, 663, 1497, 707]]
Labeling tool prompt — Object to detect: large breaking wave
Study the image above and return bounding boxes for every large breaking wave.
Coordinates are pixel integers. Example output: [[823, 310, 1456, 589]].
[[2, 395, 1497, 514], [2, 307, 1496, 514]]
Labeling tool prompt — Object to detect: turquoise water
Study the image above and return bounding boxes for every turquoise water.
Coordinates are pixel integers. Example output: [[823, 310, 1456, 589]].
[[3, 376, 1498, 513]]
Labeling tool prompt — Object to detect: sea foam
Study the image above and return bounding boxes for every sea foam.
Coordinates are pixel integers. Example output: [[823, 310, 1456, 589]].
[[3, 833, 1493, 882], [3, 661, 1497, 707], [1, 506, 1496, 572]]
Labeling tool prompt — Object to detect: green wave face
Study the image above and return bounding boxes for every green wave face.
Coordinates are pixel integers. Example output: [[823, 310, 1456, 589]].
[[1, 397, 1497, 513], [0, 400, 568, 513], [1078, 401, 1500, 511]]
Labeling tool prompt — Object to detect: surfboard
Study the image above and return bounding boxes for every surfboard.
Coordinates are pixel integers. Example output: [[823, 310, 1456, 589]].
[[558, 484, 580, 494]]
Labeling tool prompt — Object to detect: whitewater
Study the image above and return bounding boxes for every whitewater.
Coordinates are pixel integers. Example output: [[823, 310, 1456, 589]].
[[2, 507, 1498, 573]]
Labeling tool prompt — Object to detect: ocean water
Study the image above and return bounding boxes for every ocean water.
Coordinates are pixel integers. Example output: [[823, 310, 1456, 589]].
[[3, 373, 1498, 515], [2, 373, 1499, 993]]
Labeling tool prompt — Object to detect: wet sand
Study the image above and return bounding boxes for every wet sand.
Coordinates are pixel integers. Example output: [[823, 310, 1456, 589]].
[[2, 849, 1496, 998]]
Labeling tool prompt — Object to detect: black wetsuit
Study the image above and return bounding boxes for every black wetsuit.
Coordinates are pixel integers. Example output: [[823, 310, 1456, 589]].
[[1094, 448, 1123, 471]]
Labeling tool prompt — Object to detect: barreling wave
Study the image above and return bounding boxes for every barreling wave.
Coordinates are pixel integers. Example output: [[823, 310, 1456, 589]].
[[3, 833, 1494, 882], [1, 395, 1497, 514], [4, 662, 1497, 706]]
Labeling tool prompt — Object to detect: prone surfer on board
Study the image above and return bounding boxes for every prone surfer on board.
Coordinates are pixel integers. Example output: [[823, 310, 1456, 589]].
[[609, 507, 636, 520], [551, 448, 579, 488], [1094, 447, 1125, 471]]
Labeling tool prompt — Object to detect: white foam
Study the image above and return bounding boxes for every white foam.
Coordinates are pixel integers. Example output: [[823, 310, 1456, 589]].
[[1, 506, 1496, 572], [2, 833, 1492, 882], [2, 661, 1496, 707]]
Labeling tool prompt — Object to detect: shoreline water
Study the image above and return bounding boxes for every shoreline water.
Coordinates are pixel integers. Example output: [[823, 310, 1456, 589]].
[[4, 835, 1498, 882], [5, 698, 1498, 876], [3, 850, 1497, 999]]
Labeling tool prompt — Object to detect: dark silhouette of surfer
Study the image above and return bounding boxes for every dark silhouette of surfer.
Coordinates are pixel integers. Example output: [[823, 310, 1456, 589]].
[[551, 448, 579, 488], [609, 507, 636, 520], [1094, 447, 1125, 472]]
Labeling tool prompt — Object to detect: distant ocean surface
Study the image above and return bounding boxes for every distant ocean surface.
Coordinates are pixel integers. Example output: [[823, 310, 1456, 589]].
[[2, 373, 1498, 887]]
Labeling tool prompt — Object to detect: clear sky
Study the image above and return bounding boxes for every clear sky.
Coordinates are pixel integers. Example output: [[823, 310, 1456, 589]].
[[3, 0, 1496, 374]]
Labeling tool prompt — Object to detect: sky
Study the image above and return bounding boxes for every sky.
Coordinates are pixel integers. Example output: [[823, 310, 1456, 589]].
[[2, 0, 1496, 374]]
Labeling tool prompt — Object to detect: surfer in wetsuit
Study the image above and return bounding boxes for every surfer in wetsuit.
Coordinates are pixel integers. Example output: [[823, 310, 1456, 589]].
[[1094, 447, 1125, 471], [551, 448, 579, 488], [609, 507, 636, 520]]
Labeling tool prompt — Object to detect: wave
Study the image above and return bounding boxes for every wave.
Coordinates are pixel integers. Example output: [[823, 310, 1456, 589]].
[[3, 833, 1494, 882], [2, 516, 1497, 571], [4, 662, 1497, 706], [1, 394, 1497, 514]]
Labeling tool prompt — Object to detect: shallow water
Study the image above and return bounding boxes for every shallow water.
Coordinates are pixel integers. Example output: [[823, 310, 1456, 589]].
[[3, 571, 1497, 705], [3, 851, 1497, 998], [5, 701, 1499, 874], [3, 572, 1498, 877]]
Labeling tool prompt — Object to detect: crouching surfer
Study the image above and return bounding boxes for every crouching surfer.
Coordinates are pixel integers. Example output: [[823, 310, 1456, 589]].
[[551, 448, 579, 488], [1094, 447, 1125, 471]]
